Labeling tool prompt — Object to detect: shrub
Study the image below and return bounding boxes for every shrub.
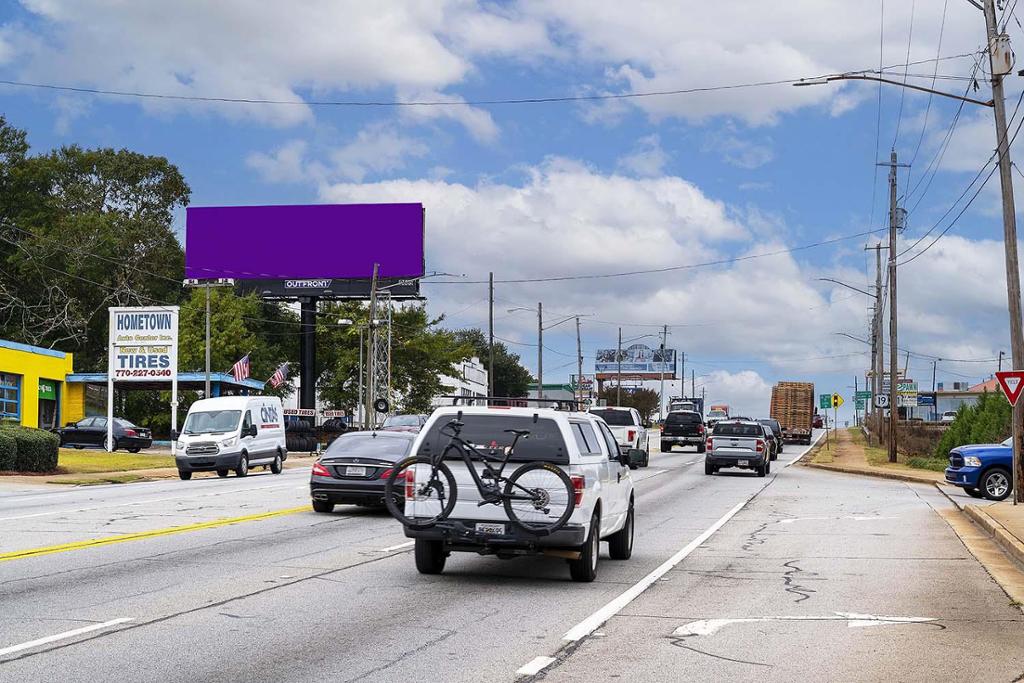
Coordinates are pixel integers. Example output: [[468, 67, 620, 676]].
[[0, 430, 16, 470], [934, 391, 1011, 458], [0, 426, 59, 472]]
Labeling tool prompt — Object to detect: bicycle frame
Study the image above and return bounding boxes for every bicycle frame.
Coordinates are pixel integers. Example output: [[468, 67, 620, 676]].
[[434, 424, 537, 506]]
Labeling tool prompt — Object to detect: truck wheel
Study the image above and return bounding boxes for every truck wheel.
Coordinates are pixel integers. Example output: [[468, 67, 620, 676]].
[[981, 468, 1012, 501], [569, 513, 600, 582], [414, 539, 447, 574], [697, 441, 706, 454], [704, 460, 715, 476], [661, 441, 671, 453], [756, 462, 767, 477], [178, 470, 192, 480], [270, 452, 283, 474], [607, 502, 634, 560]]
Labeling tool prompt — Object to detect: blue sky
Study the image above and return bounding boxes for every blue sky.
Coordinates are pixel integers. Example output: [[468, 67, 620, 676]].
[[0, 0, 1016, 418]]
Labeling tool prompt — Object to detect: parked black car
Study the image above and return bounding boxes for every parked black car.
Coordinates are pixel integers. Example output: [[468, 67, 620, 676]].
[[56, 417, 153, 452], [757, 418, 784, 457], [310, 431, 415, 512], [660, 411, 706, 452]]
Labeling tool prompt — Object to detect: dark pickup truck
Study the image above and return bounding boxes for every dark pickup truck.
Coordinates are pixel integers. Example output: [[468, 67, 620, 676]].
[[660, 411, 706, 453]]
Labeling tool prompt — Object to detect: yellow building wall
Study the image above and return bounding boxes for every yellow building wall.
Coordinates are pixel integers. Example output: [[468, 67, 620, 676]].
[[0, 343, 76, 429]]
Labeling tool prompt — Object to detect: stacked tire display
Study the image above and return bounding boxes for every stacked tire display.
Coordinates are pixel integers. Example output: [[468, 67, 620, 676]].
[[285, 419, 318, 453]]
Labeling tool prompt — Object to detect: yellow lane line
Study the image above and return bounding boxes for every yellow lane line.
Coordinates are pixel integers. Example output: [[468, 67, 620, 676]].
[[0, 505, 310, 563]]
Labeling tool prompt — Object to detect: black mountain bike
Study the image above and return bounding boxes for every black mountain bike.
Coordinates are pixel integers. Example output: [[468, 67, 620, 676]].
[[384, 419, 576, 536]]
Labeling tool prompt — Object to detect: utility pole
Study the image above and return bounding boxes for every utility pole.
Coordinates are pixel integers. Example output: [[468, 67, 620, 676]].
[[616, 327, 622, 406], [537, 301, 544, 403], [885, 150, 907, 464], [681, 351, 686, 401], [932, 359, 938, 422], [999, 350, 1006, 372], [576, 316, 583, 409], [691, 369, 695, 398], [983, 0, 1024, 503], [865, 243, 884, 441], [488, 272, 494, 401], [659, 324, 668, 421]]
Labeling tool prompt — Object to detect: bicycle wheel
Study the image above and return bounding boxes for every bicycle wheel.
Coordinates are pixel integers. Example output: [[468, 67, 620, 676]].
[[503, 462, 575, 536], [384, 456, 457, 529]]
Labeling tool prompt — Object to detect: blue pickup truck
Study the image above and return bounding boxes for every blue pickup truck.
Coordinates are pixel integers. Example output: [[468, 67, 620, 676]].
[[944, 437, 1013, 501]]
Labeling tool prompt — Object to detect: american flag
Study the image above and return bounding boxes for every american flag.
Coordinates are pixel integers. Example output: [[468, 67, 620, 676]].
[[268, 362, 289, 389], [231, 354, 250, 382]]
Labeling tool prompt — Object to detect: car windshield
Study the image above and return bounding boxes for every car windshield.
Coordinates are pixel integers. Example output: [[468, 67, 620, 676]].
[[383, 415, 421, 427], [323, 434, 412, 460], [758, 419, 781, 433], [183, 410, 241, 435], [708, 410, 727, 418], [115, 419, 137, 429], [589, 409, 634, 426], [418, 414, 569, 464], [1002, 436, 1013, 447], [713, 423, 763, 437], [666, 412, 701, 425]]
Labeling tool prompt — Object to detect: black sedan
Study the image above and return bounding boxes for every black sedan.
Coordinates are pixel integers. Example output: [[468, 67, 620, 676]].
[[310, 431, 415, 512], [56, 417, 153, 452]]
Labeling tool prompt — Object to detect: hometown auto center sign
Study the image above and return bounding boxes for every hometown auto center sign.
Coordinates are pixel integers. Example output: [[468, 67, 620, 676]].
[[108, 307, 179, 381]]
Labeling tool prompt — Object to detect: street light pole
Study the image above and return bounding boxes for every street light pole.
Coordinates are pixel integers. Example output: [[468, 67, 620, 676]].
[[537, 302, 543, 403], [659, 325, 668, 421], [983, 0, 1024, 504]]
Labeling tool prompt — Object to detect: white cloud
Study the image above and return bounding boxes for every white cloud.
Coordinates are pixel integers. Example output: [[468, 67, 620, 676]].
[[247, 124, 428, 185], [703, 131, 775, 169], [616, 134, 668, 177]]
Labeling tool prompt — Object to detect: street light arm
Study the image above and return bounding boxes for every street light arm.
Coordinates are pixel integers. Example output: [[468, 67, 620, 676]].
[[963, 0, 983, 10], [822, 75, 993, 108], [542, 313, 592, 331], [818, 278, 878, 299]]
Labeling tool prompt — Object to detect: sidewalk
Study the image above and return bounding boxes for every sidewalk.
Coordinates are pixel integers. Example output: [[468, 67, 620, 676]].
[[0, 452, 316, 486], [957, 500, 1024, 571], [802, 427, 945, 486]]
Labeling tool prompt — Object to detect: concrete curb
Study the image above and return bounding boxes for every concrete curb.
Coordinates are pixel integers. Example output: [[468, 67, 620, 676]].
[[963, 504, 1024, 570], [803, 461, 945, 486]]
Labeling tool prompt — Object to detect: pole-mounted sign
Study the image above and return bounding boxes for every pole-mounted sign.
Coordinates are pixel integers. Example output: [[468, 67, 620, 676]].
[[996, 371, 1024, 406]]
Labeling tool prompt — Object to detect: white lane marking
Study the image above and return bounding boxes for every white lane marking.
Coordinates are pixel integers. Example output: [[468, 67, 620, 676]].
[[672, 612, 937, 637], [0, 481, 302, 522], [376, 541, 414, 552], [562, 494, 752, 643], [778, 516, 897, 525], [516, 657, 557, 677], [0, 618, 133, 657]]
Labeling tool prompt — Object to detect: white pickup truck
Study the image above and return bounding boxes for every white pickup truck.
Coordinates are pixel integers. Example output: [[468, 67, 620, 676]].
[[588, 407, 649, 467], [402, 405, 644, 582]]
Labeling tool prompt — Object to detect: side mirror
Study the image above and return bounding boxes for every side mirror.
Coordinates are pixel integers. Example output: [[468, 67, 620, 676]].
[[247, 425, 258, 438], [170, 429, 179, 441]]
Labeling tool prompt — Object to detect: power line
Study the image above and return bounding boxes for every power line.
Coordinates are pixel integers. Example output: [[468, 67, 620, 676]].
[[906, 0, 949, 191], [0, 53, 977, 109], [868, 0, 887, 234], [892, 0, 917, 148]]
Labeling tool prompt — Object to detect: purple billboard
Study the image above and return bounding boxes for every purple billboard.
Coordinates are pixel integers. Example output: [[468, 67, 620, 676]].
[[184, 203, 424, 280]]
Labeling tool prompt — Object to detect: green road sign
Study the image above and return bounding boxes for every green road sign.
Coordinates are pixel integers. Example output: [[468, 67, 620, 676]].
[[855, 398, 866, 410], [820, 394, 831, 409], [855, 390, 872, 401]]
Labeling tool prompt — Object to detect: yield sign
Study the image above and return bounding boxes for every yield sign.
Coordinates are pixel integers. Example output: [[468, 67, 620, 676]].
[[996, 371, 1024, 406]]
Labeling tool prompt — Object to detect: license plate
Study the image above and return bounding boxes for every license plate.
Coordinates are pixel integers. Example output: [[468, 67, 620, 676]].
[[345, 466, 367, 477], [475, 522, 506, 535], [737, 460, 749, 466]]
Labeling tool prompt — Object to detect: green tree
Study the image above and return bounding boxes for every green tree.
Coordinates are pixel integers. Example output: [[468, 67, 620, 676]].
[[0, 117, 190, 369], [934, 391, 1012, 458], [317, 302, 472, 414], [451, 328, 533, 398], [597, 387, 660, 424]]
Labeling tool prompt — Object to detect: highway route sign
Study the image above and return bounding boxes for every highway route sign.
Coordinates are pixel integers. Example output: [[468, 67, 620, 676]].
[[874, 394, 890, 408]]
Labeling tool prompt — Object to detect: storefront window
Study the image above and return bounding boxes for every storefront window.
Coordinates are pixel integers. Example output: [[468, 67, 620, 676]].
[[0, 373, 20, 421]]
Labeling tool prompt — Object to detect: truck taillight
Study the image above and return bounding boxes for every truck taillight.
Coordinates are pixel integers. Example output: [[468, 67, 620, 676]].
[[405, 468, 416, 499], [627, 429, 636, 442], [570, 475, 585, 507], [756, 440, 765, 453], [705, 437, 713, 451], [697, 424, 704, 435]]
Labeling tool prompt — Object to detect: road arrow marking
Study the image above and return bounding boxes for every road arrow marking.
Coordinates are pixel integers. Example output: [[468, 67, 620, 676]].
[[672, 612, 937, 637]]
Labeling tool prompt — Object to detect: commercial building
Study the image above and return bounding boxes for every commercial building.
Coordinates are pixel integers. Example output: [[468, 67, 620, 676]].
[[0, 339, 81, 429], [433, 357, 489, 406]]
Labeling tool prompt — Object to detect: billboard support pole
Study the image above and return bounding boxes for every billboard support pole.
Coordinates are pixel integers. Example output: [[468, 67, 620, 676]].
[[299, 297, 317, 410], [616, 327, 622, 406], [659, 325, 667, 421], [366, 264, 380, 429], [106, 355, 114, 453]]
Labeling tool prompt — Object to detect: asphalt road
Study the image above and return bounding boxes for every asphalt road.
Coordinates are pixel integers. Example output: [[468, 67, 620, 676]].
[[0, 433, 1021, 682]]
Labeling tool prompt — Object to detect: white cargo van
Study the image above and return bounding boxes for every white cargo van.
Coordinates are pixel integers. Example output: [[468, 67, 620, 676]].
[[174, 396, 287, 480]]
